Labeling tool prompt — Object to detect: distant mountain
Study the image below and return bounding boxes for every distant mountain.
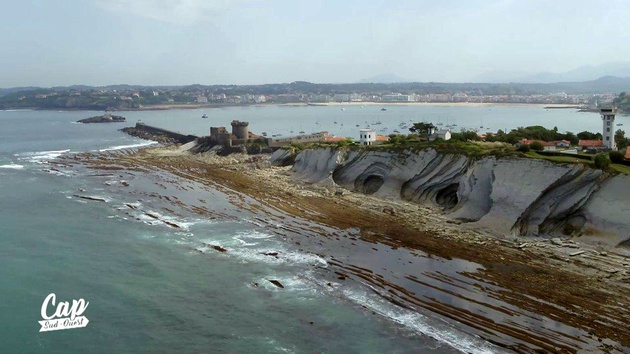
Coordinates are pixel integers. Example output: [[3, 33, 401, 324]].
[[475, 62, 630, 84], [358, 73, 407, 84]]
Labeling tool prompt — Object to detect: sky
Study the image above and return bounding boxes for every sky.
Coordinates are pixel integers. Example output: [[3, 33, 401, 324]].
[[2, 0, 630, 87]]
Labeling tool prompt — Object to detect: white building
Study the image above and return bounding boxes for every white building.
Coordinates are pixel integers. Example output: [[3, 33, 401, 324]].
[[359, 128, 376, 145], [429, 129, 451, 141], [601, 107, 616, 149], [382, 93, 415, 102]]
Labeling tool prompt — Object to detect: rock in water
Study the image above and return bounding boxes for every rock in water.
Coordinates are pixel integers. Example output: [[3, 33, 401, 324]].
[[267, 279, 285, 288], [77, 114, 126, 123]]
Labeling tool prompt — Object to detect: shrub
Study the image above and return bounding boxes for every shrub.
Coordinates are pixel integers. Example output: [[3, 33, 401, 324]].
[[593, 153, 611, 169], [609, 150, 625, 164], [517, 145, 530, 153], [529, 141, 544, 151]]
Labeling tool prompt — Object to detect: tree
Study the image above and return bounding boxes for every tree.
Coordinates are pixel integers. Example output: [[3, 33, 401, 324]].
[[577, 131, 600, 140], [529, 141, 544, 151], [615, 129, 629, 149], [593, 153, 611, 169], [517, 145, 530, 153], [609, 150, 625, 164], [409, 122, 435, 134]]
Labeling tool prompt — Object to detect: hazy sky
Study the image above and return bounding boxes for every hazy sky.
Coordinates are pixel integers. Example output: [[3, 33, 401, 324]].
[[2, 0, 630, 87]]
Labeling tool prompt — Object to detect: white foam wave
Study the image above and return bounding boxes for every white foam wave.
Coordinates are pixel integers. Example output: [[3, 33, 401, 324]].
[[15, 149, 70, 163], [127, 208, 197, 231], [339, 286, 501, 354], [98, 141, 158, 152], [0, 164, 24, 170]]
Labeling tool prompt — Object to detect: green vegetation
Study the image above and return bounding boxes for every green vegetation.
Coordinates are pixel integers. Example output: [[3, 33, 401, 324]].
[[613, 92, 630, 113], [593, 153, 611, 169], [609, 150, 625, 163], [529, 141, 544, 151]]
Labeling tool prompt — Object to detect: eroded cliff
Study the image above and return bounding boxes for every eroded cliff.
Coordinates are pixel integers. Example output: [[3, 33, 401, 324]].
[[273, 147, 630, 248]]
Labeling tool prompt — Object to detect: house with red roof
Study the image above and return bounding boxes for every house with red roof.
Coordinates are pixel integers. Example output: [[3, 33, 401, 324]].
[[625, 146, 630, 161], [578, 140, 604, 150]]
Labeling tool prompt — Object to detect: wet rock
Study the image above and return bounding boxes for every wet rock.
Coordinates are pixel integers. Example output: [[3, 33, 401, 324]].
[[267, 279, 284, 288], [163, 221, 181, 229], [262, 252, 279, 257], [207, 245, 227, 253], [73, 195, 107, 202], [77, 114, 126, 123]]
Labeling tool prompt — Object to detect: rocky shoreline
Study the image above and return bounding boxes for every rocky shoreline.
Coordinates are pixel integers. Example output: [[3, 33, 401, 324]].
[[77, 113, 126, 123], [55, 145, 630, 353]]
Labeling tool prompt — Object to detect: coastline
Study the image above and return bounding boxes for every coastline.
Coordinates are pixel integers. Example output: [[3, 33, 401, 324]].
[[60, 146, 630, 353], [3, 102, 583, 112]]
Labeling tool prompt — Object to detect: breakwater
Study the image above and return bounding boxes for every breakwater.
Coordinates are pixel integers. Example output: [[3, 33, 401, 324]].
[[121, 122, 198, 144]]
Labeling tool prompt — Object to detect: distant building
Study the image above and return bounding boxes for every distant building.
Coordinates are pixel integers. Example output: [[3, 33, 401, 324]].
[[601, 107, 617, 149], [375, 135, 390, 144], [333, 94, 351, 102], [382, 93, 415, 102], [429, 129, 451, 141], [209, 120, 254, 146], [578, 139, 604, 150], [515, 139, 569, 151], [359, 128, 376, 145], [196, 96, 208, 103], [268, 131, 331, 148]]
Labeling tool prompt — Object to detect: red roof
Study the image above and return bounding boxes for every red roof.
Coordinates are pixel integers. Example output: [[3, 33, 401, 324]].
[[626, 147, 630, 160], [375, 135, 389, 142], [578, 140, 603, 147], [517, 139, 555, 146], [324, 136, 347, 142]]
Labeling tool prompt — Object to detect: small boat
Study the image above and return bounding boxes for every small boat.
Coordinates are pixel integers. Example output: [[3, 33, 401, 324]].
[[202, 114, 208, 119], [381, 108, 387, 111], [290, 130, 294, 133], [617, 123, 624, 126], [355, 124, 360, 127], [436, 122, 443, 126], [341, 108, 345, 111], [299, 131, 305, 134], [262, 132, 267, 136], [393, 130, 400, 133], [334, 121, 338, 124]]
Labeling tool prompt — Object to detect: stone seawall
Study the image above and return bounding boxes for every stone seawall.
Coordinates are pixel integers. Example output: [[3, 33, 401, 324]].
[[273, 147, 630, 250], [129, 123, 198, 144]]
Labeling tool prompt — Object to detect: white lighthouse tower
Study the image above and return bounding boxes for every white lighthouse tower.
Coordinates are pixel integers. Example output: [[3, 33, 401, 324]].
[[600, 107, 617, 149], [359, 128, 376, 145]]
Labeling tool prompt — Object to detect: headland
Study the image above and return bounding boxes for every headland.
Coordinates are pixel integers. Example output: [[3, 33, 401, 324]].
[[55, 139, 630, 353]]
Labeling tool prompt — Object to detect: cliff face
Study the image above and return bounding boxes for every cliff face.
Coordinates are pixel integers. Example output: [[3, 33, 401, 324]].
[[273, 147, 630, 248]]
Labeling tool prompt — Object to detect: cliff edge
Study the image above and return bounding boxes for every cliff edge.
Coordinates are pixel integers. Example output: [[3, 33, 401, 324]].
[[274, 147, 630, 250]]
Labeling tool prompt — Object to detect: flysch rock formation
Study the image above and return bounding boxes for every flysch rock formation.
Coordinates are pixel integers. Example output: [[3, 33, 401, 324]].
[[272, 147, 630, 249]]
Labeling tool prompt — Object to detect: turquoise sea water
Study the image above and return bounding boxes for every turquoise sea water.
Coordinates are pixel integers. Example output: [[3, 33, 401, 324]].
[[0, 106, 614, 353]]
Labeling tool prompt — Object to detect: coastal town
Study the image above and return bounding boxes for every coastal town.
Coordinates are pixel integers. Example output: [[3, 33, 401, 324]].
[[1, 81, 623, 111]]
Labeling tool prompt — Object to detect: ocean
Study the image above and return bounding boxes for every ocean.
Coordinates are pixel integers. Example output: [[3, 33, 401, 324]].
[[0, 106, 612, 353]]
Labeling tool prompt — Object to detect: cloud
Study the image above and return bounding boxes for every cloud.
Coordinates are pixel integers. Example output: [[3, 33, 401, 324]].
[[95, 0, 250, 25]]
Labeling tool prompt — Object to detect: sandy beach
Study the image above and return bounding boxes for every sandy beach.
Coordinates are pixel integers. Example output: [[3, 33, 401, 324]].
[[123, 102, 581, 111], [56, 146, 630, 353]]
